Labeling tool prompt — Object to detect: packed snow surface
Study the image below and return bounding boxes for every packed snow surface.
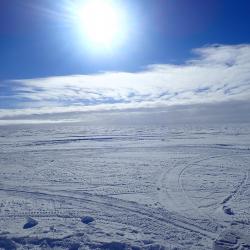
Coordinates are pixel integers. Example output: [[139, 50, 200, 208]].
[[0, 123, 250, 249]]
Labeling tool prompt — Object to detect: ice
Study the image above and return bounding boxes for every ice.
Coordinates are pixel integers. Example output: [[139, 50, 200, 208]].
[[0, 123, 250, 249]]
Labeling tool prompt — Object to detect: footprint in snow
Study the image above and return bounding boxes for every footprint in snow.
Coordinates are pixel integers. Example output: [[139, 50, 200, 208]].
[[81, 216, 95, 224], [23, 217, 38, 229], [223, 206, 234, 215]]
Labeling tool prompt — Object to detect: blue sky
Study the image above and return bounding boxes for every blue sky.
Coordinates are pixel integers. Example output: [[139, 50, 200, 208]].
[[0, 0, 250, 122]]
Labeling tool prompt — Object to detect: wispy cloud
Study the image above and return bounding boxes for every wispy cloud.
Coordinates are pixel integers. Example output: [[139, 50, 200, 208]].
[[1, 44, 250, 118]]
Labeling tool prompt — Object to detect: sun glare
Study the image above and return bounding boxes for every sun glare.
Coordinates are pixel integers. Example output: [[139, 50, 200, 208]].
[[77, 0, 125, 49]]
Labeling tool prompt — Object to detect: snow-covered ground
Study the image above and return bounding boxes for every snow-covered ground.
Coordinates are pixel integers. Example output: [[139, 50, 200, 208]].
[[0, 123, 250, 249]]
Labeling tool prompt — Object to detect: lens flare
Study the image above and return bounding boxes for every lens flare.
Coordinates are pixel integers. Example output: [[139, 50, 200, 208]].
[[77, 0, 126, 49]]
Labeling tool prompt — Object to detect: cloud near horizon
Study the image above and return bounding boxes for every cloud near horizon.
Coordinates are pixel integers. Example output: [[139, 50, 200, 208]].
[[0, 44, 250, 119]]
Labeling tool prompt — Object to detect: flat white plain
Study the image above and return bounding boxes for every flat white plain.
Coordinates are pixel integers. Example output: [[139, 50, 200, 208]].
[[0, 123, 250, 249]]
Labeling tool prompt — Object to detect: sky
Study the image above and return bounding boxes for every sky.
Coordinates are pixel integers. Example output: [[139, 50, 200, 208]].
[[0, 0, 250, 124]]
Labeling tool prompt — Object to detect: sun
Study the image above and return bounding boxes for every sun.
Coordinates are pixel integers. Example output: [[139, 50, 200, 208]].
[[77, 0, 125, 48]]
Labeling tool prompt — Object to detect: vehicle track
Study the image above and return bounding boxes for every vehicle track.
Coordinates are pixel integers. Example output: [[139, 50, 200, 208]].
[[157, 154, 247, 233], [178, 153, 250, 250], [158, 156, 222, 220], [220, 170, 249, 206], [179, 154, 250, 217], [0, 187, 217, 239], [178, 156, 227, 226]]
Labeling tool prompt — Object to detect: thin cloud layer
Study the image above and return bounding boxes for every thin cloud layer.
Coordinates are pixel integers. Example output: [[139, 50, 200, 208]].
[[1, 44, 250, 118]]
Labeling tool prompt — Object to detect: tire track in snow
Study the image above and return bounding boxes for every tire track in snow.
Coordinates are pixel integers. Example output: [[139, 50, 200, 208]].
[[220, 170, 249, 206], [157, 155, 232, 233], [177, 153, 250, 227], [178, 156, 226, 227], [179, 154, 249, 217], [0, 187, 216, 239], [158, 157, 219, 213]]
